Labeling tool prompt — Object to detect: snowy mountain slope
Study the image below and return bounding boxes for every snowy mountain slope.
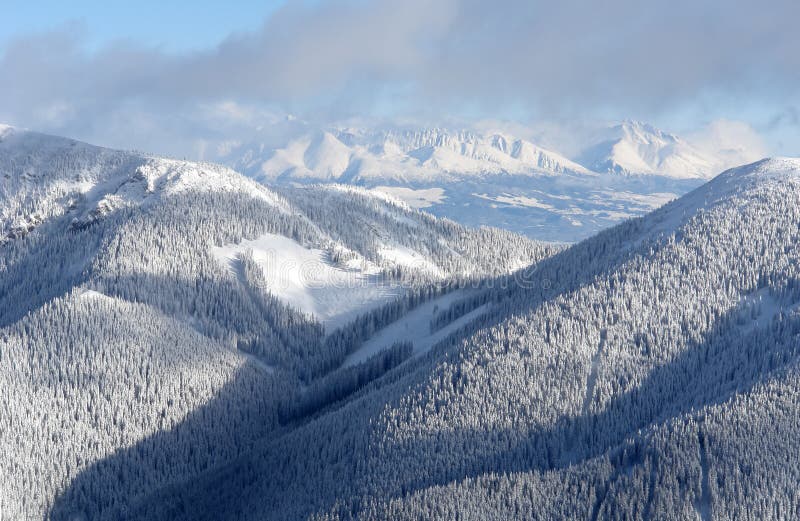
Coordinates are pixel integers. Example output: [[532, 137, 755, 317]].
[[126, 158, 800, 521], [341, 288, 491, 367], [228, 127, 593, 184], [577, 120, 729, 179], [0, 125, 289, 241], [1, 290, 279, 520], [0, 127, 556, 520], [211, 233, 406, 330]]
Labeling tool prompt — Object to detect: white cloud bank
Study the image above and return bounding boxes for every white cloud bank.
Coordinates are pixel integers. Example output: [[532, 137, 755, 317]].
[[0, 0, 797, 157]]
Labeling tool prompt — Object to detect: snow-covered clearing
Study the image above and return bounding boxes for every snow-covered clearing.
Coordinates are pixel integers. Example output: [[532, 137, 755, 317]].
[[212, 233, 404, 330], [373, 186, 447, 209], [378, 245, 444, 278], [342, 290, 490, 368]]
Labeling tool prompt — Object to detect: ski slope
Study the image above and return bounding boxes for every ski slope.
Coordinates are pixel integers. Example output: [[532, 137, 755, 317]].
[[342, 289, 490, 367], [212, 233, 405, 330]]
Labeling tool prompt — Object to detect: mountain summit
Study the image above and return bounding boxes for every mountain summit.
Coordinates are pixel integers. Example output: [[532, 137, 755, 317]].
[[577, 120, 719, 179], [228, 127, 593, 183]]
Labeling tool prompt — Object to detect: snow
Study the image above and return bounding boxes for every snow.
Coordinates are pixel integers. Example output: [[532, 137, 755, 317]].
[[450, 179, 684, 241], [0, 129, 292, 240], [473, 193, 555, 210], [661, 158, 800, 223], [303, 132, 352, 178], [595, 190, 675, 207], [578, 120, 718, 179], [224, 123, 708, 243], [729, 157, 800, 183], [79, 289, 108, 301], [736, 286, 800, 335], [342, 290, 491, 367], [212, 233, 404, 330], [373, 186, 447, 209], [227, 121, 744, 185], [324, 184, 414, 211], [379, 245, 444, 278], [238, 350, 276, 374], [140, 158, 291, 211], [234, 127, 594, 184]]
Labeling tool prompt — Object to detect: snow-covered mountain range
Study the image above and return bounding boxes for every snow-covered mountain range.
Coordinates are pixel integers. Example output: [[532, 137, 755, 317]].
[[225, 121, 747, 183], [0, 127, 552, 520], [219, 121, 758, 242], [229, 127, 593, 183], [3, 125, 800, 520]]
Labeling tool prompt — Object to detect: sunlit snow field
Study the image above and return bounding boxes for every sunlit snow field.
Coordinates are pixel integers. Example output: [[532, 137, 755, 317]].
[[212, 233, 407, 330]]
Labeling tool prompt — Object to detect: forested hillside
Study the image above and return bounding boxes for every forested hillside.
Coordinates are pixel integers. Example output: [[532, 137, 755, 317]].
[[122, 158, 800, 520], [5, 124, 799, 521], [0, 127, 554, 520]]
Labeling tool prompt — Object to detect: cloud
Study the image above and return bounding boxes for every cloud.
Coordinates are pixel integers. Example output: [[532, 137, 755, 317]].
[[415, 0, 800, 116], [0, 0, 798, 156], [689, 119, 770, 170]]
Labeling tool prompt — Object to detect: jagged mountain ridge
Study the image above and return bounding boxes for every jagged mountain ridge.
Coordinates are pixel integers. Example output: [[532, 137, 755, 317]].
[[229, 127, 593, 184], [222, 121, 751, 184]]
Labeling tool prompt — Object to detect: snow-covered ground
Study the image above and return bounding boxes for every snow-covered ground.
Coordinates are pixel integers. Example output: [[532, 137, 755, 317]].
[[383, 173, 694, 242], [212, 233, 405, 330], [378, 245, 443, 278], [342, 290, 490, 367], [372, 186, 446, 209]]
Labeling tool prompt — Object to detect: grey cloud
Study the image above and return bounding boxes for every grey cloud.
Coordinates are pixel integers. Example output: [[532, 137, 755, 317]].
[[417, 0, 800, 115], [1, 0, 798, 155]]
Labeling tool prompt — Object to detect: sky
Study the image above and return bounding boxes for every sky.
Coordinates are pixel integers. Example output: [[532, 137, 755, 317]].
[[0, 1, 286, 52], [0, 0, 798, 160]]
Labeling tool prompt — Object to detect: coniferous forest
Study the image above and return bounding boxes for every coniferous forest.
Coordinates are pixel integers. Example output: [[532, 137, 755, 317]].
[[3, 128, 800, 521]]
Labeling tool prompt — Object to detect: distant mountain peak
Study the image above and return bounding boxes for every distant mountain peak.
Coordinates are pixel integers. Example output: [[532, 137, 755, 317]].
[[578, 121, 717, 179], [619, 119, 677, 140], [228, 126, 594, 184]]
